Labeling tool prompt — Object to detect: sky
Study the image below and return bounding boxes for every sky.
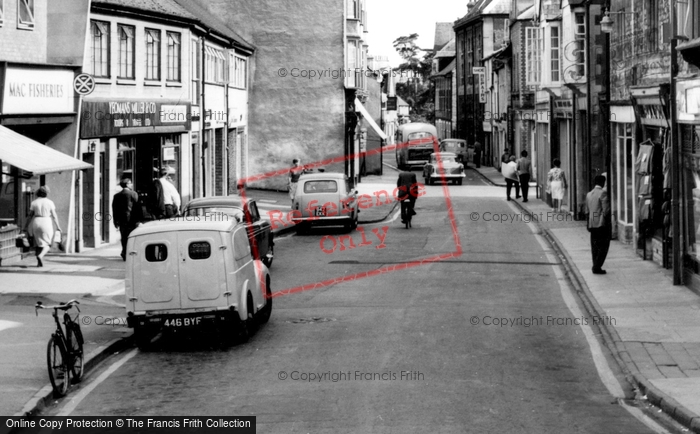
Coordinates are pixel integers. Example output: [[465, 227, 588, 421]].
[[364, 0, 468, 67]]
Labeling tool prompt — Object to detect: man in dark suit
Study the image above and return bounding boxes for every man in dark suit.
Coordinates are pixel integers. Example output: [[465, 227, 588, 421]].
[[473, 141, 482, 168], [397, 171, 418, 223], [585, 175, 611, 274], [112, 177, 139, 261]]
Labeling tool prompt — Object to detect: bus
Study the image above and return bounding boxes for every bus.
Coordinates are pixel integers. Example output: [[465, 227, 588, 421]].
[[395, 123, 439, 169]]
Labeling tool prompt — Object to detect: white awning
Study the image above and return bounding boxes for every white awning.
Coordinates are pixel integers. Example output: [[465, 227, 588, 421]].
[[0, 125, 92, 175], [355, 98, 388, 140]]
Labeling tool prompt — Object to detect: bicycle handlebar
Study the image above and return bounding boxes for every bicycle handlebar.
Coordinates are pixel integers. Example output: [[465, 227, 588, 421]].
[[35, 300, 80, 316]]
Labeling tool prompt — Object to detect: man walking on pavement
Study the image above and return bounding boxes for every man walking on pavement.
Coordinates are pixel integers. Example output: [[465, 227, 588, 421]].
[[473, 141, 482, 168], [288, 158, 305, 203], [157, 166, 181, 218], [586, 175, 611, 275], [517, 150, 532, 202], [112, 177, 139, 261]]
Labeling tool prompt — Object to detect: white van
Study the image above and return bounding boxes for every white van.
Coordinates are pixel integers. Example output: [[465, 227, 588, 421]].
[[125, 218, 272, 347]]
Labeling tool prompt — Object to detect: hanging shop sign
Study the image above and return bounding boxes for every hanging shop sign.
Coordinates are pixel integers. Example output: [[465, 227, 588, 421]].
[[2, 66, 75, 114], [80, 99, 191, 138]]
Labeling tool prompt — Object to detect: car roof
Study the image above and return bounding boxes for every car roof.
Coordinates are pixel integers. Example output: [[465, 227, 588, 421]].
[[130, 218, 240, 237], [298, 172, 346, 181], [431, 152, 457, 158], [184, 195, 246, 209]]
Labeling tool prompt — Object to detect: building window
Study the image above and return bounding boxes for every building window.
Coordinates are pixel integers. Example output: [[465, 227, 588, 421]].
[[191, 39, 201, 104], [346, 40, 357, 88], [90, 20, 110, 78], [347, 0, 358, 19], [525, 27, 541, 86], [145, 28, 161, 81], [229, 54, 247, 89], [550, 26, 560, 83], [614, 123, 635, 224], [118, 25, 134, 79], [167, 32, 181, 82], [0, 0, 5, 27], [204, 46, 225, 83], [678, 0, 700, 40], [17, 0, 33, 30]]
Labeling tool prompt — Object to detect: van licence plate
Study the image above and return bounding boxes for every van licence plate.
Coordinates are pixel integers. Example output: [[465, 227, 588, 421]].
[[163, 317, 202, 327]]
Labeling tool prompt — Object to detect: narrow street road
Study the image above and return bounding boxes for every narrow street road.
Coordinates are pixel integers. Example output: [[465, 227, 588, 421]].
[[37, 171, 661, 433]]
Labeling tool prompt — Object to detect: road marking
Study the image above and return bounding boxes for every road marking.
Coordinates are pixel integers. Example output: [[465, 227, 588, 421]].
[[56, 348, 138, 416], [0, 320, 21, 332]]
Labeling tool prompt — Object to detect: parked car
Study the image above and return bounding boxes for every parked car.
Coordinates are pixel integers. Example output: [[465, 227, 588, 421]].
[[291, 172, 358, 233], [423, 152, 466, 185], [182, 196, 273, 268], [125, 219, 272, 347], [439, 139, 468, 164]]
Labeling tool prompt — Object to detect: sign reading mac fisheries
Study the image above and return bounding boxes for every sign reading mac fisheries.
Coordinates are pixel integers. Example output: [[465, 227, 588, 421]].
[[2, 67, 75, 114]]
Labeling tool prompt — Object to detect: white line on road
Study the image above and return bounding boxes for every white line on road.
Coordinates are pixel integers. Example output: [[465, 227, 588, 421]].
[[56, 348, 138, 416]]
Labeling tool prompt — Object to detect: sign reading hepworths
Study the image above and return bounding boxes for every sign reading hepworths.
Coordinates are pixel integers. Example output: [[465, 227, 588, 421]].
[[81, 99, 191, 138], [2, 67, 75, 114]]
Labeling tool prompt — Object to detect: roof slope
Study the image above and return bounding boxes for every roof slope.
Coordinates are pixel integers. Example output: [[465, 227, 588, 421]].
[[433, 23, 454, 52]]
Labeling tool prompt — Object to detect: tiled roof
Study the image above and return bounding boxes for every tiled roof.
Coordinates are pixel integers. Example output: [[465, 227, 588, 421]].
[[433, 23, 454, 52], [455, 0, 511, 27], [92, 0, 197, 21], [435, 38, 455, 58], [171, 0, 253, 51]]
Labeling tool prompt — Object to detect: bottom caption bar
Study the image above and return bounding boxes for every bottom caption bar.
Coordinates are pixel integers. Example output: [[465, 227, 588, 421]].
[[2, 417, 256, 434]]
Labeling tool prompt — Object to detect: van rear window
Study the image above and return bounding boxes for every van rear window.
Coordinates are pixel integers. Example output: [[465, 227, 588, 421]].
[[188, 242, 211, 260], [145, 244, 168, 262], [304, 180, 338, 193]]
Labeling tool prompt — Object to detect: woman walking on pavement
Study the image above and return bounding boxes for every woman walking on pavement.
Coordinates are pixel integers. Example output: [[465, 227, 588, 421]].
[[24, 185, 62, 267], [547, 158, 568, 213]]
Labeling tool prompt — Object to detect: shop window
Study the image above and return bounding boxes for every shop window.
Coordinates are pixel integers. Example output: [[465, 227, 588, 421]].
[[614, 123, 636, 224], [17, 0, 33, 30], [0, 163, 15, 223], [116, 139, 135, 189], [118, 24, 135, 79], [90, 21, 110, 78], [167, 32, 181, 82], [145, 28, 161, 81], [683, 126, 700, 262], [162, 135, 180, 193]]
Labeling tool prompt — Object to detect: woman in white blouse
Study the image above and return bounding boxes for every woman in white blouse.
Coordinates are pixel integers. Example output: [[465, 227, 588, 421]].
[[24, 185, 62, 267]]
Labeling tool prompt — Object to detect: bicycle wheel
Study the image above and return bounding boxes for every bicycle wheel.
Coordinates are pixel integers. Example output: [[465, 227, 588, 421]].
[[47, 336, 70, 396], [67, 325, 84, 380]]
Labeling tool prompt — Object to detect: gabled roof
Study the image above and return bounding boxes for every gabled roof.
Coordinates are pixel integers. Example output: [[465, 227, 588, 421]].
[[516, 5, 536, 20], [434, 38, 455, 58], [482, 0, 511, 15], [433, 23, 454, 52], [92, 0, 253, 52], [433, 59, 455, 77], [455, 0, 511, 28]]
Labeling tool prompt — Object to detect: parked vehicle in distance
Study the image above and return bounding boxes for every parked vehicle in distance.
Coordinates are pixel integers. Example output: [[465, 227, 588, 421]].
[[125, 219, 272, 347], [291, 172, 358, 233], [395, 123, 439, 169], [182, 196, 273, 268], [439, 139, 468, 164], [423, 152, 466, 185]]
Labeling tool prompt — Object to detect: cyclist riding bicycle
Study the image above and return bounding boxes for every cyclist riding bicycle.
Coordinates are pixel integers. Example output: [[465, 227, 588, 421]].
[[397, 171, 418, 224]]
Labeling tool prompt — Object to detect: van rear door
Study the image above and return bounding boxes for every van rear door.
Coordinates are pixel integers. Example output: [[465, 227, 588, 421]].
[[130, 232, 181, 312], [178, 231, 227, 309]]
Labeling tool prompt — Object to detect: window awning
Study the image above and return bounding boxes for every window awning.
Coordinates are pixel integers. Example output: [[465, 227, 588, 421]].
[[355, 98, 388, 140], [0, 125, 92, 176]]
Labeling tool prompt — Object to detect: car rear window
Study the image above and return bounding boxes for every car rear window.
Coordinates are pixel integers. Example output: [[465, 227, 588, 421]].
[[183, 206, 241, 222], [188, 241, 211, 260], [304, 180, 338, 193], [145, 244, 168, 262]]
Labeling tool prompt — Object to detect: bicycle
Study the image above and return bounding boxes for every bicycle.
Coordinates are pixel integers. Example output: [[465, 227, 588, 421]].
[[400, 198, 415, 229], [36, 299, 84, 397]]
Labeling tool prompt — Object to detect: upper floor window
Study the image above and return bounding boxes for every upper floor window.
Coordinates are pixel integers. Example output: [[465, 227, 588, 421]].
[[347, 0, 359, 19], [346, 40, 357, 88], [678, 0, 700, 40], [118, 24, 135, 79], [574, 12, 585, 38], [145, 28, 161, 80], [191, 38, 201, 104], [17, 0, 33, 30], [0, 0, 5, 27], [550, 26, 561, 83], [167, 32, 181, 82], [525, 27, 541, 86], [229, 54, 247, 89], [90, 20, 110, 78], [205, 46, 225, 83]]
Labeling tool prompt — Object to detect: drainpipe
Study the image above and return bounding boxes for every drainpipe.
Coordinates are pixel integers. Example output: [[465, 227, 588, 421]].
[[670, 3, 682, 285]]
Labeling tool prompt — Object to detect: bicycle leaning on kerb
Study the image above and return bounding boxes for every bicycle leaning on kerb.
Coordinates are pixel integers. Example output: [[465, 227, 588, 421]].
[[35, 299, 84, 396]]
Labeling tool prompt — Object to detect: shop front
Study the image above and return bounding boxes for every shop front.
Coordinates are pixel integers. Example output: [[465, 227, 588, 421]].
[[677, 78, 700, 286], [79, 99, 191, 249], [630, 86, 670, 267], [0, 63, 91, 262], [609, 105, 637, 244]]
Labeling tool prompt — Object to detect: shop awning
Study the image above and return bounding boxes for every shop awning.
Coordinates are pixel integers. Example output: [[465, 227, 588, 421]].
[[0, 125, 92, 175], [355, 98, 388, 140]]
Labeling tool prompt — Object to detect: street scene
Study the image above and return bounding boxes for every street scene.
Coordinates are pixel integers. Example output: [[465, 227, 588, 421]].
[[1, 0, 700, 433]]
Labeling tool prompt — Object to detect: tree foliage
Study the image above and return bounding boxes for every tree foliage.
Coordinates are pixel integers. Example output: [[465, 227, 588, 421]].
[[392, 34, 435, 123]]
